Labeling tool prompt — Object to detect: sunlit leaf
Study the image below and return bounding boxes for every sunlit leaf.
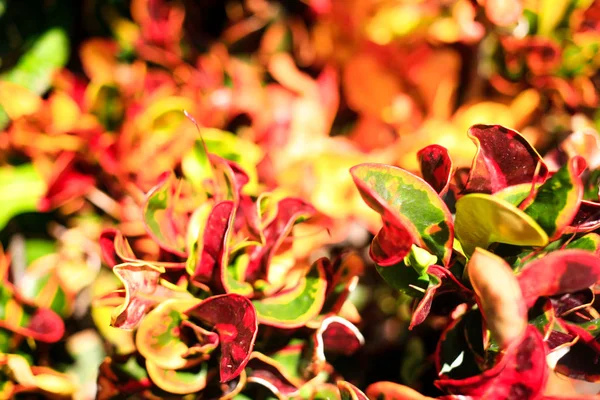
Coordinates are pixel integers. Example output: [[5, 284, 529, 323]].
[[455, 193, 548, 255], [350, 163, 454, 266], [524, 157, 585, 239], [0, 163, 45, 230], [464, 125, 548, 194], [1, 353, 76, 397], [0, 81, 42, 119], [1, 27, 69, 94]]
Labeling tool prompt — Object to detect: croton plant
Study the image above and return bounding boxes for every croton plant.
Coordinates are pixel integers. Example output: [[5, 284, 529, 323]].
[[93, 123, 600, 399]]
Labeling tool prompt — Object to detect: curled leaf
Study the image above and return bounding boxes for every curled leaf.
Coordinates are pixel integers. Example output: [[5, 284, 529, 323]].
[[111, 262, 166, 329], [246, 352, 301, 398], [566, 200, 600, 234], [417, 144, 453, 196], [303, 316, 364, 377], [146, 359, 208, 395], [252, 258, 327, 328], [464, 125, 548, 194], [246, 197, 316, 282], [350, 163, 454, 266], [190, 200, 236, 290], [136, 298, 202, 370], [185, 293, 258, 382]]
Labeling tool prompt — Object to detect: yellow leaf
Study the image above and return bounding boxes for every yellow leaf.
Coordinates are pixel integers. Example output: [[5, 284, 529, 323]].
[[50, 91, 81, 133], [0, 81, 42, 119], [455, 193, 548, 255], [467, 249, 527, 347]]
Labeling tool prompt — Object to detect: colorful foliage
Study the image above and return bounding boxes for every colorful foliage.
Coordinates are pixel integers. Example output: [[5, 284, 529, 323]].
[[2, 0, 600, 398]]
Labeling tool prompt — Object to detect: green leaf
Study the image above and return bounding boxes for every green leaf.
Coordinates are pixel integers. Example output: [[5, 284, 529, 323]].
[[0, 164, 46, 230], [565, 232, 600, 252], [24, 239, 55, 265], [350, 163, 454, 266], [404, 244, 438, 275], [455, 193, 548, 255], [2, 28, 69, 94], [376, 261, 429, 298], [524, 157, 584, 239], [252, 258, 327, 328]]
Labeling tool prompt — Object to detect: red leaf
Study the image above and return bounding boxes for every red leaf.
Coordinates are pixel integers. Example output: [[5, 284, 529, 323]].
[[191, 200, 236, 290], [319, 316, 364, 356], [418, 145, 453, 196], [436, 326, 549, 399], [517, 250, 600, 308], [464, 125, 548, 194], [370, 218, 414, 266], [185, 294, 258, 382]]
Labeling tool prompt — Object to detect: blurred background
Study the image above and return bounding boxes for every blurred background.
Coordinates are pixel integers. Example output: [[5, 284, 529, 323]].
[[1, 0, 600, 398]]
